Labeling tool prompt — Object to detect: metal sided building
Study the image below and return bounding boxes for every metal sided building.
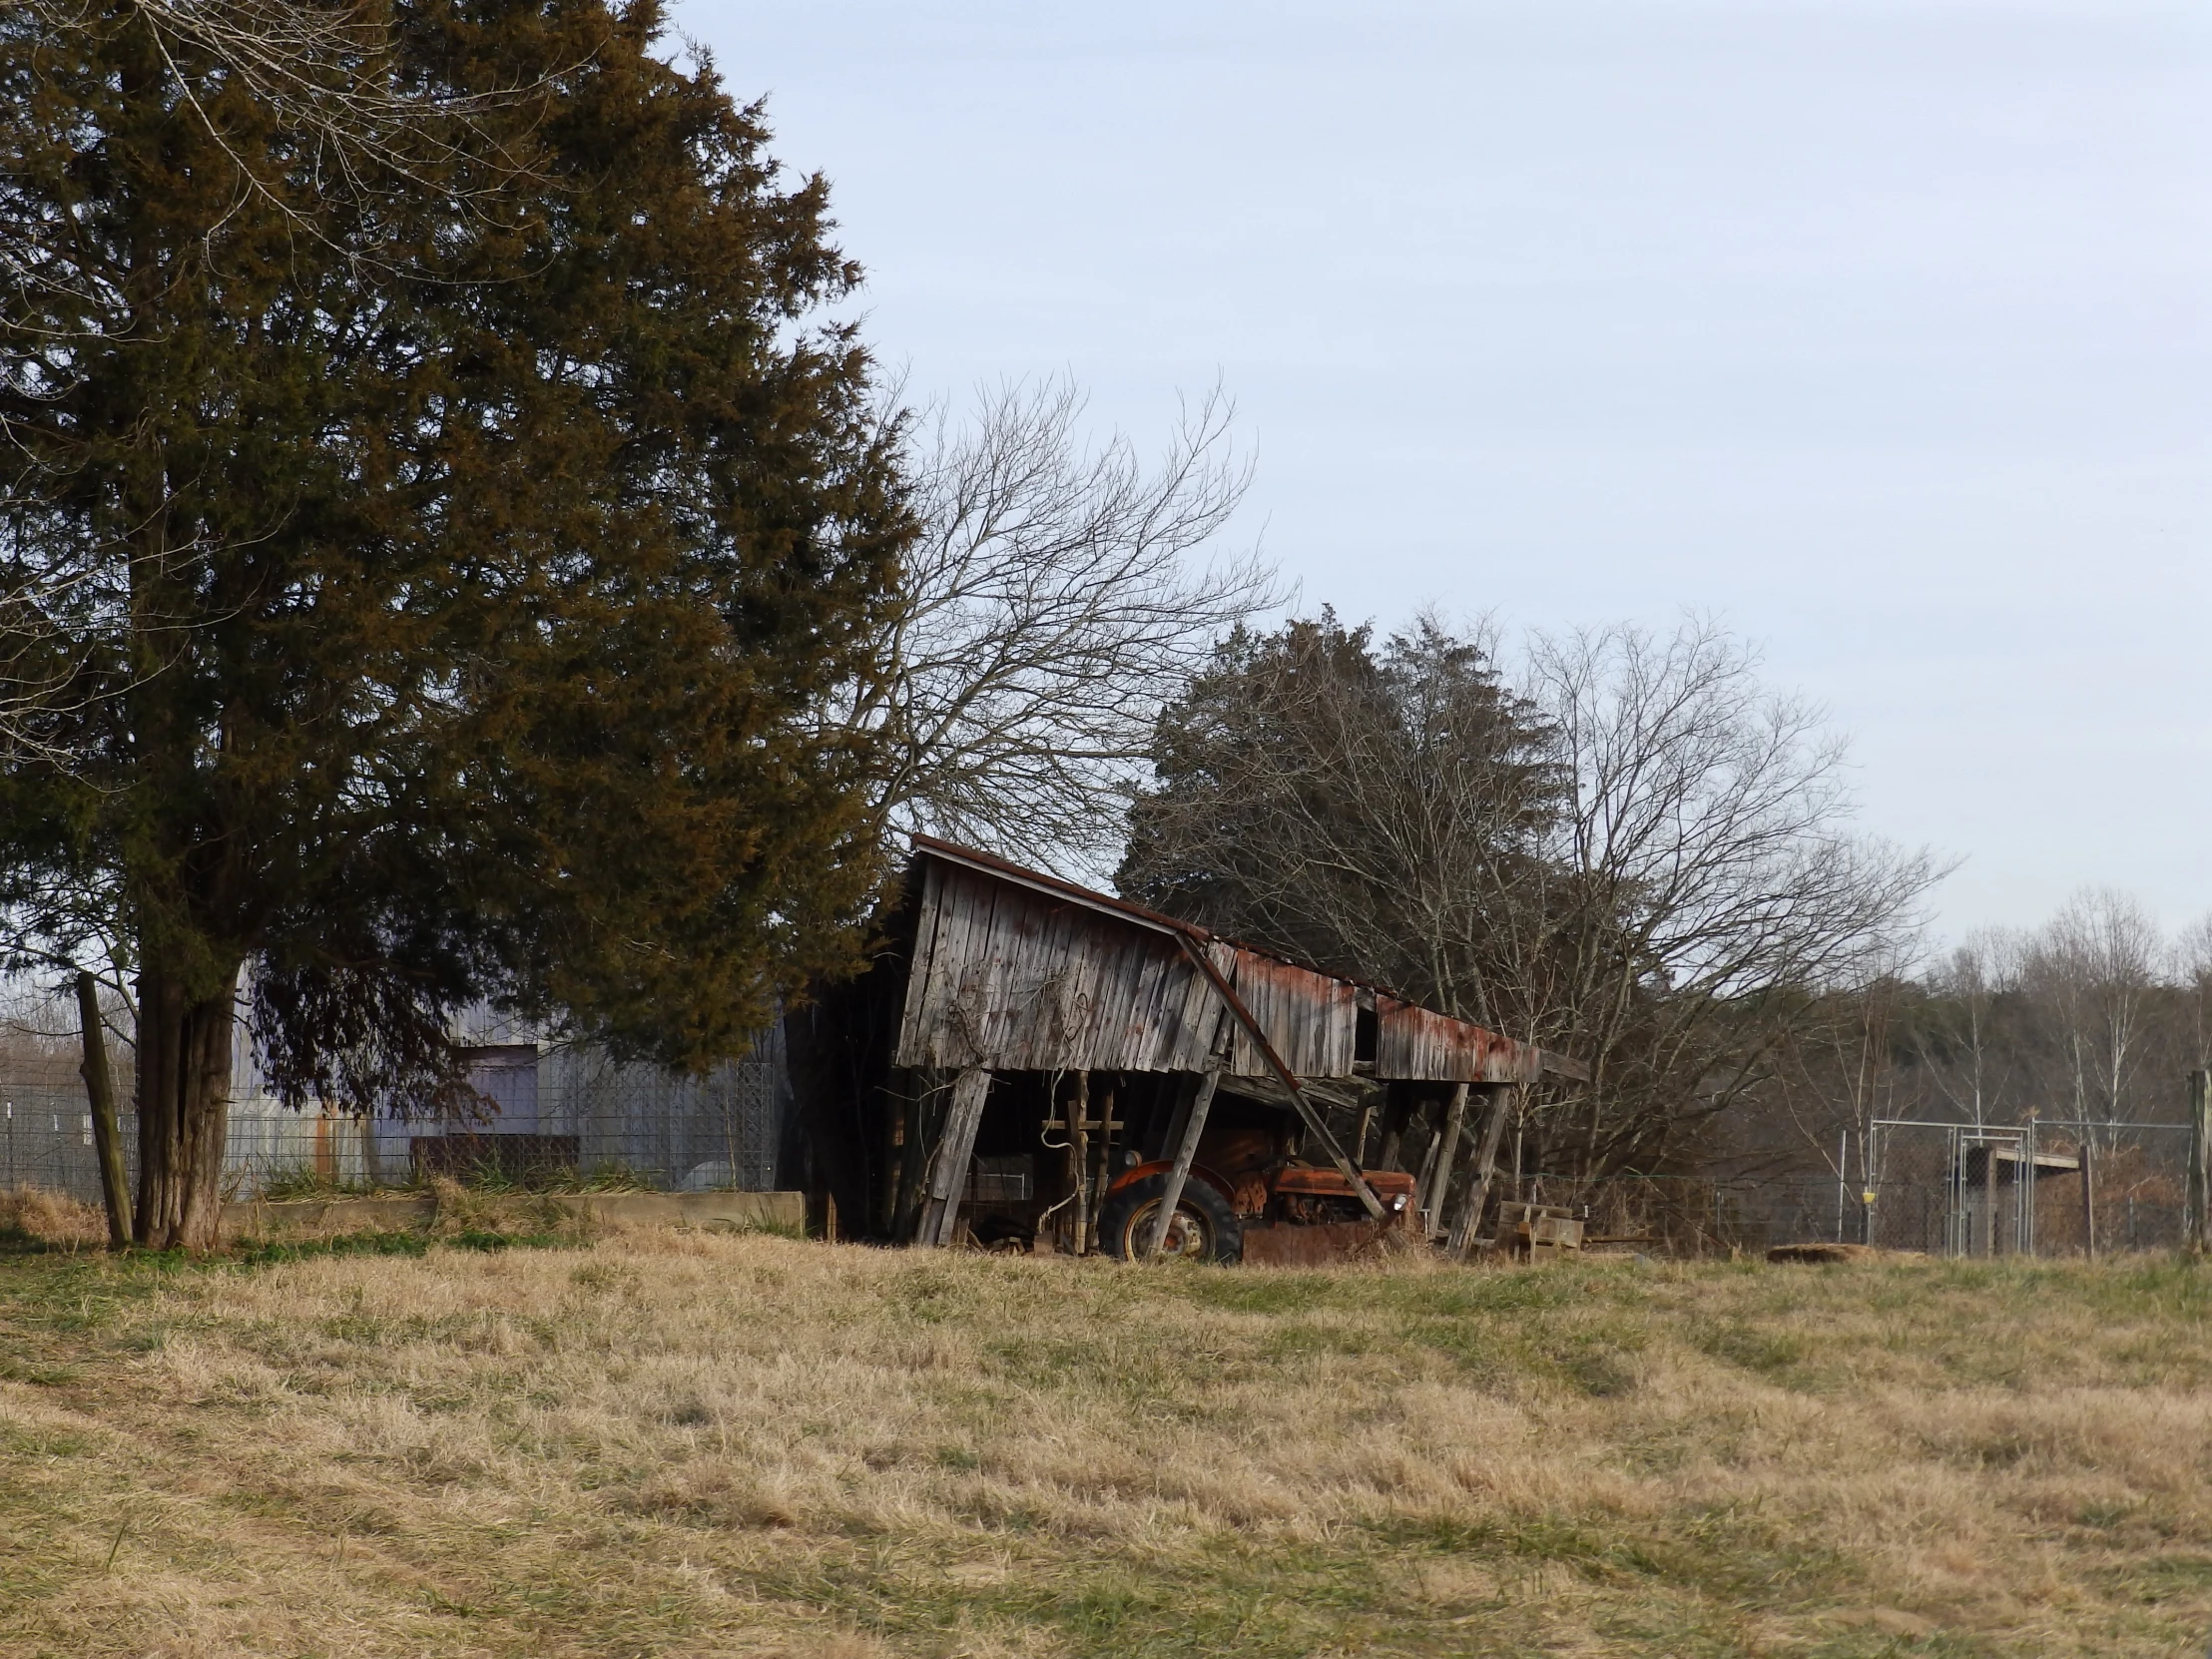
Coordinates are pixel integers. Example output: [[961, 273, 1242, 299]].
[[786, 836, 1586, 1263]]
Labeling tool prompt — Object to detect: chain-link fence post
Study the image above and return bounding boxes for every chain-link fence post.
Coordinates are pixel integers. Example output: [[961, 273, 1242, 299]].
[[2189, 1070, 2210, 1258]]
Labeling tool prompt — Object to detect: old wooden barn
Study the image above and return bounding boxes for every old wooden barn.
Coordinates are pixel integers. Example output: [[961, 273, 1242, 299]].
[[786, 837, 1586, 1264]]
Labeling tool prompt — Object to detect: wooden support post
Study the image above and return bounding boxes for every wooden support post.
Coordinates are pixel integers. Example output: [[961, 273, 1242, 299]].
[[76, 972, 131, 1249], [1411, 1122, 1442, 1226], [915, 1067, 991, 1248], [1144, 1069, 1221, 1258], [1069, 1071, 1091, 1257], [1447, 1084, 1518, 1260], [1091, 1081, 1117, 1253], [1354, 1101, 1375, 1169], [1420, 1084, 1471, 1238], [2189, 1070, 2211, 1258]]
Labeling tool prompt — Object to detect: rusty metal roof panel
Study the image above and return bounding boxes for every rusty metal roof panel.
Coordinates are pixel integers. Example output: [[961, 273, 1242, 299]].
[[1224, 948, 1358, 1078], [1374, 995, 1543, 1084]]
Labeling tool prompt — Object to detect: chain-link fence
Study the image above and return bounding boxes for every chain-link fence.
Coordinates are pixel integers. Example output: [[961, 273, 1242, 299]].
[[3, 1023, 792, 1208], [1482, 1171, 1888, 1258], [1430, 1121, 2202, 1260], [1864, 1118, 2195, 1257]]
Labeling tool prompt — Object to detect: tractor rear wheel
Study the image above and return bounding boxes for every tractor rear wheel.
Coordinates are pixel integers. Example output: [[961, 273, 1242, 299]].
[[1098, 1174, 1243, 1264]]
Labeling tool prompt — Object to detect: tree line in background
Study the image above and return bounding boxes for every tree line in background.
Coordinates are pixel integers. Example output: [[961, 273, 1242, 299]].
[[1749, 893, 2212, 1191], [1114, 612, 1938, 1186]]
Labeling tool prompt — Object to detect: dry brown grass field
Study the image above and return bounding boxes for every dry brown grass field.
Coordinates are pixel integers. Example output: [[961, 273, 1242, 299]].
[[3, 1190, 2210, 1659]]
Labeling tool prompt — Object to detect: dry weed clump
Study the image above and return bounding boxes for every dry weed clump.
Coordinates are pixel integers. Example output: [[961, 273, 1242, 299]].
[[0, 1183, 106, 1246], [2, 1230, 2209, 1657]]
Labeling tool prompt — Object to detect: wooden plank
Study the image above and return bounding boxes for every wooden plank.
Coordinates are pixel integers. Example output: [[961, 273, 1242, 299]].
[[1104, 928, 1170, 1067], [1116, 934, 1175, 1069], [892, 858, 950, 1067], [914, 1066, 992, 1247], [1062, 906, 1127, 1069], [1447, 1085, 1517, 1259], [1375, 995, 1547, 1085], [1068, 1071, 1091, 1254], [1144, 1069, 1222, 1257], [912, 864, 985, 1067], [1227, 951, 1352, 1075], [1419, 1083, 1470, 1237], [1155, 946, 1219, 1073]]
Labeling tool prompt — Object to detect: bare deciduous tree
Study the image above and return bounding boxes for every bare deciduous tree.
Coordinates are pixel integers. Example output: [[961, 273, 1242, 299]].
[[1914, 929, 2020, 1128], [1121, 612, 1942, 1179], [2022, 888, 2162, 1136], [1512, 620, 1941, 1171], [848, 377, 1271, 874], [2173, 915, 2212, 1075]]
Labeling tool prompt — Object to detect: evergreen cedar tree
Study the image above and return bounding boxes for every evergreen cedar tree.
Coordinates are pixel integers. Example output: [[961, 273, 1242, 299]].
[[0, 0, 912, 1247], [1118, 612, 1566, 1022]]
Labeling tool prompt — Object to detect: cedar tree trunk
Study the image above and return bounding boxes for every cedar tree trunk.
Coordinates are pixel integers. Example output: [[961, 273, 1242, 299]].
[[133, 965, 240, 1250]]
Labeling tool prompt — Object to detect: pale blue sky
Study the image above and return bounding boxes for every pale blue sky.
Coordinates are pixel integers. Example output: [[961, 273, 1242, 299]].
[[690, 0, 2212, 941]]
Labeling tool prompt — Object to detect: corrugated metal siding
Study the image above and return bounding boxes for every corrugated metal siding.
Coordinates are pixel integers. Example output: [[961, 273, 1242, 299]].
[[1374, 996, 1542, 1083]]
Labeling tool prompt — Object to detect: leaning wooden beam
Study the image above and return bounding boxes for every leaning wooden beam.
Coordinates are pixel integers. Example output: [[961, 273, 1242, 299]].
[[1144, 1068, 1223, 1257], [1420, 1083, 1471, 1238], [914, 1066, 991, 1247], [1175, 935, 1387, 1221], [1447, 1084, 1517, 1259]]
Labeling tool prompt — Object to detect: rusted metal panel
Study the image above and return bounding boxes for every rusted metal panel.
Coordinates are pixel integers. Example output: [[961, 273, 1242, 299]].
[[1374, 995, 1543, 1084], [1239, 1214, 1416, 1266], [1272, 1166, 1416, 1202], [1224, 949, 1358, 1078]]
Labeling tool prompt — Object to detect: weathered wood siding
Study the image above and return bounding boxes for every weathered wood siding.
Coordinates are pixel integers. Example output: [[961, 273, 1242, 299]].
[[1374, 996, 1543, 1084], [893, 858, 1358, 1076], [894, 859, 1225, 1072], [1223, 951, 1357, 1078]]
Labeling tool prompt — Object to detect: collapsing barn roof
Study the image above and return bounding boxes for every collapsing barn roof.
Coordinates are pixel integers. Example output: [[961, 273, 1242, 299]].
[[896, 835, 1587, 1087]]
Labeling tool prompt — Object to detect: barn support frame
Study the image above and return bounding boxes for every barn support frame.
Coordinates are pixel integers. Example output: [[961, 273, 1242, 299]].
[[793, 836, 1587, 1255], [1447, 1084, 1519, 1258], [915, 1067, 991, 1247], [1174, 934, 1384, 1221]]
